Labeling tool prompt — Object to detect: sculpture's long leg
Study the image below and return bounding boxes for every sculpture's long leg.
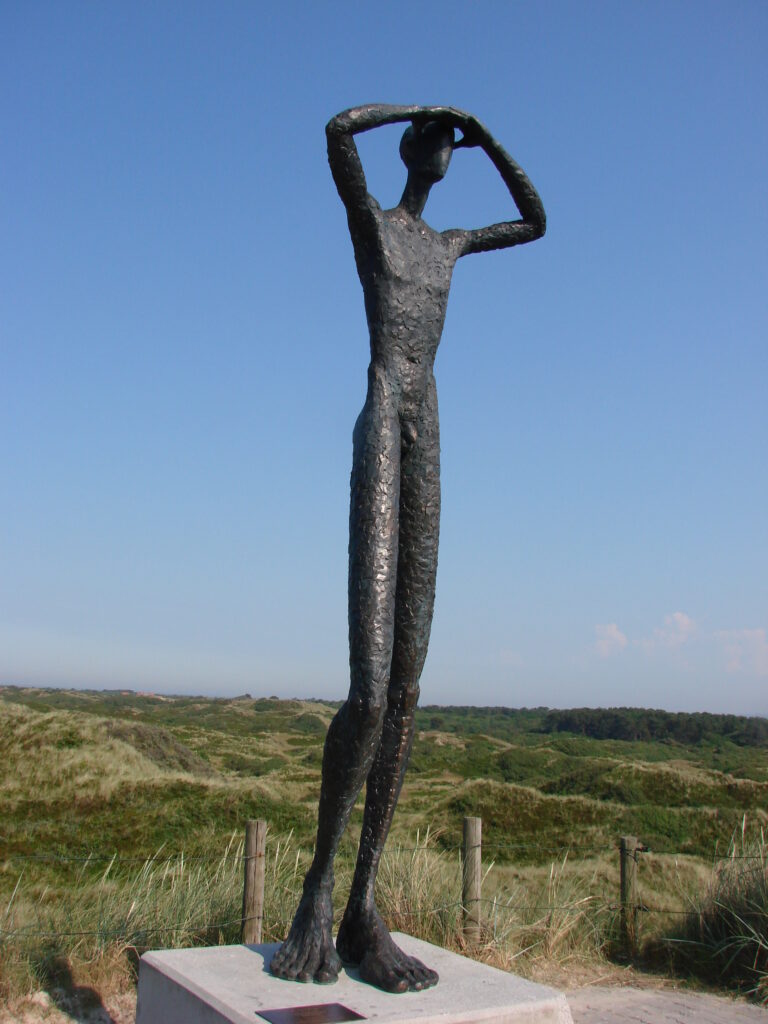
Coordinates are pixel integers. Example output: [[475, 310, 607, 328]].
[[270, 366, 400, 984], [310, 379, 402, 887], [336, 377, 441, 992]]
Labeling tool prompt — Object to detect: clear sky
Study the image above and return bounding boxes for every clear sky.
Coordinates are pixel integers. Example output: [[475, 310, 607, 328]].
[[2, 2, 766, 714]]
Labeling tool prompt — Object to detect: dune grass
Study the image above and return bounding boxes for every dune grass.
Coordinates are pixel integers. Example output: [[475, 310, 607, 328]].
[[651, 823, 768, 1003], [0, 828, 621, 1001], [2, 823, 767, 1005]]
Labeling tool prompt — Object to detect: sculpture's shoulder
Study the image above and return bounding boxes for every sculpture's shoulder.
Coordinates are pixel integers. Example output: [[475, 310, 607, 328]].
[[346, 191, 382, 241], [438, 226, 466, 257], [345, 189, 383, 236]]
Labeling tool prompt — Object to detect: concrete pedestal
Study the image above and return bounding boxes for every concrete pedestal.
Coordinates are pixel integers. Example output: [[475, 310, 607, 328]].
[[136, 933, 573, 1024]]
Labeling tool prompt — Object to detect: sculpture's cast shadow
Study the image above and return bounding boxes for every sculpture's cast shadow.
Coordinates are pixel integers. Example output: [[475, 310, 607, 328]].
[[40, 957, 117, 1024]]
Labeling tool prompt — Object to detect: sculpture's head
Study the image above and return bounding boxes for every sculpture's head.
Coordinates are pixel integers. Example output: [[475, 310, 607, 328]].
[[399, 121, 454, 183]]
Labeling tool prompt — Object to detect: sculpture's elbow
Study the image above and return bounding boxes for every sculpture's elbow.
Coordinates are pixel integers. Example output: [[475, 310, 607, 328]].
[[326, 110, 355, 138], [533, 209, 546, 239]]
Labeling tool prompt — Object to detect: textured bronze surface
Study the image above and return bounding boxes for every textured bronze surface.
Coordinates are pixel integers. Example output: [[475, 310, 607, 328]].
[[257, 1004, 366, 1024], [269, 105, 545, 994]]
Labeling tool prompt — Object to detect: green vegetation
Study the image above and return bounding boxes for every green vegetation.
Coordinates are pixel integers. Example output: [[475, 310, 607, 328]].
[[543, 707, 768, 748], [2, 685, 767, 874], [1, 685, 766, 1005]]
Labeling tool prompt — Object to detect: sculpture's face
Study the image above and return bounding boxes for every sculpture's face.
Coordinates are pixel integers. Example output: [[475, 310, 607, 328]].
[[400, 122, 454, 183]]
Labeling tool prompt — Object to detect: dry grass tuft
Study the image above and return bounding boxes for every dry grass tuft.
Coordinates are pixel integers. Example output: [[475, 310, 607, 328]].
[[374, 830, 617, 976], [653, 821, 767, 1003]]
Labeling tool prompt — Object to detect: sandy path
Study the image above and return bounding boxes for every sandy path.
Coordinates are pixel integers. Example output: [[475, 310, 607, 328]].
[[568, 986, 768, 1023]]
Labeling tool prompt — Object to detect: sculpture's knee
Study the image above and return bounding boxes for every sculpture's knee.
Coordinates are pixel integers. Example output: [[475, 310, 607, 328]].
[[346, 688, 387, 740], [389, 679, 420, 716]]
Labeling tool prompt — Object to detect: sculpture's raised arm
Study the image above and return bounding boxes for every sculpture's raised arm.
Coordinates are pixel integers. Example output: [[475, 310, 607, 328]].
[[448, 112, 546, 256], [326, 105, 416, 220], [325, 104, 467, 221]]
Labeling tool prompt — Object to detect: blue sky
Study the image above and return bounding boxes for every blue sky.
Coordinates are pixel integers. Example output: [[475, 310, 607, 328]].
[[2, 1, 766, 713]]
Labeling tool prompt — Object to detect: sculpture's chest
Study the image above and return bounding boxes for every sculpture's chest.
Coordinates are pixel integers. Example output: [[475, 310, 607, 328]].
[[376, 214, 452, 290]]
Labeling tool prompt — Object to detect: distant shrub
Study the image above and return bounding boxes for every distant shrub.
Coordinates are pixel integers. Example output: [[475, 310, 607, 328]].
[[293, 714, 328, 735], [55, 729, 84, 750], [105, 721, 215, 776]]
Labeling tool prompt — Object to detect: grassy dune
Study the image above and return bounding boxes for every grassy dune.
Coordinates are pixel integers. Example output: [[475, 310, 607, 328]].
[[2, 686, 767, 874], [1, 686, 767, 1003]]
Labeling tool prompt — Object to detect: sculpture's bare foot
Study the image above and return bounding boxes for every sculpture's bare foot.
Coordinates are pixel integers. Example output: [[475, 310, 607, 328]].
[[270, 889, 341, 984], [336, 903, 438, 993]]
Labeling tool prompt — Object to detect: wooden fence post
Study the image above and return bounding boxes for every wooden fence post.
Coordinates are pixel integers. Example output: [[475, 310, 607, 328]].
[[462, 816, 482, 944], [619, 834, 639, 957], [242, 819, 266, 944]]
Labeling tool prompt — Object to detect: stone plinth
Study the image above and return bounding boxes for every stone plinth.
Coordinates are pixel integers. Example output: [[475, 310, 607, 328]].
[[136, 933, 573, 1024]]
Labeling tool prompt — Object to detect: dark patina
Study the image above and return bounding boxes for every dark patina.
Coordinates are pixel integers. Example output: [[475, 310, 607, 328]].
[[269, 104, 545, 993]]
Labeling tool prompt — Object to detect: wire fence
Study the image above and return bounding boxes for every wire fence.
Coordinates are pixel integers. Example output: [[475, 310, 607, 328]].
[[3, 822, 761, 950], [4, 842, 761, 864], [0, 906, 714, 948], [0, 906, 683, 946]]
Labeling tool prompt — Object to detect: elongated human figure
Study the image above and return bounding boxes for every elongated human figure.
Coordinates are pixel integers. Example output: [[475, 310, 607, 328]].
[[270, 105, 545, 993]]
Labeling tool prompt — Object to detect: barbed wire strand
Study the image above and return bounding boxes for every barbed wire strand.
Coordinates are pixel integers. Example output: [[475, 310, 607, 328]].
[[0, 914, 260, 942], [2, 841, 630, 864], [6, 898, 735, 943], [6, 844, 762, 864], [0, 900, 718, 944]]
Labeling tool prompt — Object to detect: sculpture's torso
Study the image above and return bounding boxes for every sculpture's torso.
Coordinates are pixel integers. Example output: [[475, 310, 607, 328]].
[[349, 204, 456, 425]]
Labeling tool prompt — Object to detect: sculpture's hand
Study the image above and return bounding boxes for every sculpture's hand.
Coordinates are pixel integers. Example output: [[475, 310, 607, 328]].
[[412, 105, 462, 122], [453, 114, 486, 149], [411, 107, 487, 149], [411, 106, 468, 130]]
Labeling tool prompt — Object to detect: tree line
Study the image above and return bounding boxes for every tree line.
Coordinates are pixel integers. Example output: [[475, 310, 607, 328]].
[[541, 707, 768, 747]]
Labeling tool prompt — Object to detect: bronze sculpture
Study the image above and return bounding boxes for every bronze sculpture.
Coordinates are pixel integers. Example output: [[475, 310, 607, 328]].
[[270, 104, 545, 993]]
